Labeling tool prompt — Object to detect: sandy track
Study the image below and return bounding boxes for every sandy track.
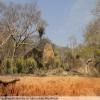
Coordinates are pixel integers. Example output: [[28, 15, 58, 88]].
[[0, 76, 100, 96]]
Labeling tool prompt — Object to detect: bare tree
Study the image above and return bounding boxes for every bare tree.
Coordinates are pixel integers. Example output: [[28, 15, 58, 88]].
[[0, 1, 44, 59], [93, 0, 100, 17], [68, 35, 78, 56]]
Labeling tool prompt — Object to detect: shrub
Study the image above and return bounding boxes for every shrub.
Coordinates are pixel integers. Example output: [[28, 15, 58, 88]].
[[25, 57, 37, 73], [79, 47, 100, 58], [62, 63, 70, 71], [15, 57, 37, 74], [4, 58, 13, 74], [54, 57, 62, 68], [16, 57, 26, 73], [54, 49, 62, 68]]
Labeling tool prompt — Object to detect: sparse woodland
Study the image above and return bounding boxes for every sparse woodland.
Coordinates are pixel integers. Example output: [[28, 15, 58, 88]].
[[0, 0, 100, 76]]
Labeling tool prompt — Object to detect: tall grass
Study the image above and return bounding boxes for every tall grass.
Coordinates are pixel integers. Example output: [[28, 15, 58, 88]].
[[0, 76, 100, 96]]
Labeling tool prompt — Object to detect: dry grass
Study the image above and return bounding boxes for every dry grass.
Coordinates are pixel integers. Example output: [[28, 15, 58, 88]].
[[0, 75, 100, 96]]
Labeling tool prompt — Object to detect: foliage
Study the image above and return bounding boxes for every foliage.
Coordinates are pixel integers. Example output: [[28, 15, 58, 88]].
[[0, 1, 100, 76], [25, 57, 37, 73], [3, 58, 13, 74], [54, 48, 62, 68], [15, 57, 26, 73], [15, 57, 37, 73]]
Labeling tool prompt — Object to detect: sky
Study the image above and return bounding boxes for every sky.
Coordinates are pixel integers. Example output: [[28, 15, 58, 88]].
[[2, 0, 97, 47]]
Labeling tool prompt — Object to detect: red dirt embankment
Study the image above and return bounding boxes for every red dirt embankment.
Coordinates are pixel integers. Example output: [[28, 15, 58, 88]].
[[0, 76, 100, 96]]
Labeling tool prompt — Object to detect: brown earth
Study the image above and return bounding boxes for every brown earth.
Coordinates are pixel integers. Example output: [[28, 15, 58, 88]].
[[0, 75, 100, 96]]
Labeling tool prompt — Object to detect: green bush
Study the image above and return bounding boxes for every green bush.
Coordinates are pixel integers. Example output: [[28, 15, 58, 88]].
[[62, 63, 70, 71], [16, 57, 26, 73], [54, 49, 62, 68], [79, 47, 100, 58], [15, 57, 37, 74], [4, 58, 13, 74], [54, 57, 62, 68], [25, 57, 37, 73]]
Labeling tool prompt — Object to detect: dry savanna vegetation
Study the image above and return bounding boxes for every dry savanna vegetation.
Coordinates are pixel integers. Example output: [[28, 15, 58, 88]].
[[0, 0, 100, 97], [0, 76, 100, 96]]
